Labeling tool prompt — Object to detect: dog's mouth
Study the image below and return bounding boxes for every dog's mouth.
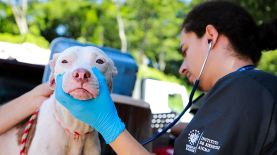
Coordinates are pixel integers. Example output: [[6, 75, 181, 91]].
[[68, 88, 98, 100]]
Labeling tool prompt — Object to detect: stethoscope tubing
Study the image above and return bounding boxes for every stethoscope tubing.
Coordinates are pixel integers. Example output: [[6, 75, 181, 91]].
[[141, 41, 213, 145], [141, 80, 202, 145]]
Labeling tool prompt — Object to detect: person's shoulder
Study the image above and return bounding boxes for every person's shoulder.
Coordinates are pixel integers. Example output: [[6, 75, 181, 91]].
[[241, 70, 277, 97], [243, 69, 277, 81], [225, 69, 276, 82], [212, 69, 277, 98]]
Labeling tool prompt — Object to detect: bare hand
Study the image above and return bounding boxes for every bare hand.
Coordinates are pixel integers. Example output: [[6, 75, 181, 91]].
[[26, 83, 53, 110], [0, 83, 53, 134]]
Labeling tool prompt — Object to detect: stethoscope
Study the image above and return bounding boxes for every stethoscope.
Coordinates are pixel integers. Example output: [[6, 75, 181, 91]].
[[141, 40, 213, 145], [141, 40, 256, 145]]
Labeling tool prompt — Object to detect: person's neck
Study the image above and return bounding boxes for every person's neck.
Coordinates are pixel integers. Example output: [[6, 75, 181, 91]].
[[200, 35, 255, 92], [210, 57, 254, 88]]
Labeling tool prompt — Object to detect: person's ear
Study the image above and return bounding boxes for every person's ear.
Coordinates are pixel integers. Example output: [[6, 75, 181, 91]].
[[205, 24, 219, 48]]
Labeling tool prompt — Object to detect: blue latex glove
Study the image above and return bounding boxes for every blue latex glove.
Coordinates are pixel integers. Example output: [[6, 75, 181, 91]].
[[55, 68, 125, 144]]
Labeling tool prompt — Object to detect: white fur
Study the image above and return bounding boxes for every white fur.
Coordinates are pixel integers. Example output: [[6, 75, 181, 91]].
[[0, 46, 118, 155], [28, 95, 100, 155]]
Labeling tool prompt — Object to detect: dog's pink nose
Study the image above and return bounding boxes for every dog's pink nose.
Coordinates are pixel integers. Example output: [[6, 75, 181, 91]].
[[72, 68, 91, 82]]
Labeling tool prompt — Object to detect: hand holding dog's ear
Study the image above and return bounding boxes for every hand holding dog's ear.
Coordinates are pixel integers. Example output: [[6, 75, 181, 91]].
[[55, 68, 125, 144]]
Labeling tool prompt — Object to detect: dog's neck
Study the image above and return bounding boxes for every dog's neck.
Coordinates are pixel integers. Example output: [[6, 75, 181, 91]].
[[52, 95, 93, 136], [21, 95, 100, 154]]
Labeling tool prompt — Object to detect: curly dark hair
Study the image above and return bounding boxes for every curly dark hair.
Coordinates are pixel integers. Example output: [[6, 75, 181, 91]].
[[182, 1, 277, 65]]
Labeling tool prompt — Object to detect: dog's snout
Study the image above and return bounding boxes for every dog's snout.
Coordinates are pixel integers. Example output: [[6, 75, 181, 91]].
[[72, 68, 91, 82]]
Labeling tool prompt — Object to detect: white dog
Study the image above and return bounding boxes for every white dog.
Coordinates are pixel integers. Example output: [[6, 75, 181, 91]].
[[0, 46, 117, 155]]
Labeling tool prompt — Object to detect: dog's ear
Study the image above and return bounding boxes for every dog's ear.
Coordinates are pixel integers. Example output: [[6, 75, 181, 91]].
[[48, 53, 60, 90], [107, 59, 118, 76], [106, 61, 118, 92], [111, 65, 118, 76]]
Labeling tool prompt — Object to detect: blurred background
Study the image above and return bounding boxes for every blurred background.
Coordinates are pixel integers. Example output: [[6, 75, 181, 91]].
[[1, 0, 276, 109], [1, 0, 276, 75], [0, 0, 276, 154]]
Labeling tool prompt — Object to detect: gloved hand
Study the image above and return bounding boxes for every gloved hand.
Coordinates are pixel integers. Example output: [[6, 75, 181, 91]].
[[55, 68, 125, 144]]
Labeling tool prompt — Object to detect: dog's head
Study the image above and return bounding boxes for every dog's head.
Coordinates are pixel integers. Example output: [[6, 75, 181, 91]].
[[48, 46, 117, 100]]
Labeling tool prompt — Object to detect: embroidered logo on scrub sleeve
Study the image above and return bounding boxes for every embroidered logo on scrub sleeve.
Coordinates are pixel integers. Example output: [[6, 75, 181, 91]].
[[186, 129, 221, 153]]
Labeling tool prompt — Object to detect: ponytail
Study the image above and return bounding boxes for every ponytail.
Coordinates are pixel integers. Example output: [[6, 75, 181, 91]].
[[182, 1, 276, 65]]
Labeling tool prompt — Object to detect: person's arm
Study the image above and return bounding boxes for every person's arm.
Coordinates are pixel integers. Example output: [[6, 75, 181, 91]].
[[110, 130, 151, 155], [170, 122, 188, 137], [0, 83, 53, 134]]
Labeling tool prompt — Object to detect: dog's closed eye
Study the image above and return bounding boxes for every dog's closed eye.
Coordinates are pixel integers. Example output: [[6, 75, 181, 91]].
[[96, 59, 104, 64]]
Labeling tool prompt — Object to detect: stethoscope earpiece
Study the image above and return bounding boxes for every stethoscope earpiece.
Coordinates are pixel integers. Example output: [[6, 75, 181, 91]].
[[141, 38, 214, 146], [208, 39, 212, 45]]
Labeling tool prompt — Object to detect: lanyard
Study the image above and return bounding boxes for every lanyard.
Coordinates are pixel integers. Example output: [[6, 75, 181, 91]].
[[141, 64, 256, 145], [236, 65, 255, 72]]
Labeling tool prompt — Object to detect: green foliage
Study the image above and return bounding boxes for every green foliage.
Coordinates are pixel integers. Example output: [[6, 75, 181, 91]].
[[138, 64, 201, 92], [2, 0, 274, 113], [0, 0, 276, 77], [27, 0, 122, 48], [229, 0, 277, 24], [121, 0, 186, 68], [168, 94, 183, 113], [30, 0, 99, 41], [258, 50, 277, 75], [138, 65, 202, 112], [0, 33, 49, 48], [137, 65, 182, 84], [0, 2, 19, 34]]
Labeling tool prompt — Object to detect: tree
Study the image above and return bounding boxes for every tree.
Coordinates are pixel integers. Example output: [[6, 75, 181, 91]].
[[258, 50, 277, 76], [120, 0, 188, 71], [0, 1, 19, 34], [224, 0, 277, 24], [10, 0, 29, 34], [113, 0, 127, 52], [1, 0, 276, 76]]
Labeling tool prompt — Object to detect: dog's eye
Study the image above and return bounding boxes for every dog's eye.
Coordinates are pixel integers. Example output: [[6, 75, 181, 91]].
[[96, 59, 104, 64], [61, 59, 68, 64]]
